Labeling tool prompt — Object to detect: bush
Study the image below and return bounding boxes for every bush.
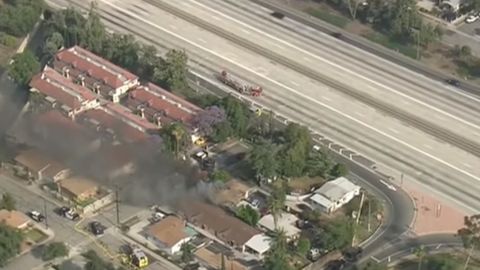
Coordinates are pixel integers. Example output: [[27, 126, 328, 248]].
[[42, 242, 69, 261], [0, 32, 17, 48], [210, 169, 231, 183]]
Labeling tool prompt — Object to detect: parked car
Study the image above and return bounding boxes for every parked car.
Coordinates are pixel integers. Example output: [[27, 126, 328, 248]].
[[445, 78, 460, 87], [466, 14, 479, 23], [58, 207, 80, 221], [89, 221, 105, 236], [194, 150, 208, 160], [28, 210, 45, 222]]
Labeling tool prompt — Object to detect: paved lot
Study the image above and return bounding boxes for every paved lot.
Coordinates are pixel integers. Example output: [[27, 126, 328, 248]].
[[458, 19, 480, 36]]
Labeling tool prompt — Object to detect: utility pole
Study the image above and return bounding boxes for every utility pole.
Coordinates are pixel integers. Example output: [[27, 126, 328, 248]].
[[400, 173, 404, 187], [367, 198, 371, 232], [115, 185, 120, 227], [352, 191, 365, 246], [43, 198, 49, 229]]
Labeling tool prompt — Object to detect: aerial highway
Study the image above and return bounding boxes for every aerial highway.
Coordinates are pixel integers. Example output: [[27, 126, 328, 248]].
[[44, 0, 480, 215]]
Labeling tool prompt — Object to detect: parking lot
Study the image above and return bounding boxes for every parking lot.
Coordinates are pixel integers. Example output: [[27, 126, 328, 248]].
[[458, 17, 480, 36]]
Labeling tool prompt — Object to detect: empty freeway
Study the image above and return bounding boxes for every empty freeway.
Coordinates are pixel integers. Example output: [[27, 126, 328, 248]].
[[45, 0, 480, 215]]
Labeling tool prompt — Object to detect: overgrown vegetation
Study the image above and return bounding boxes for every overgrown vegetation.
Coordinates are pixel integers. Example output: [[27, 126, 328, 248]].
[[0, 223, 24, 267], [42, 241, 69, 261], [0, 0, 45, 37]]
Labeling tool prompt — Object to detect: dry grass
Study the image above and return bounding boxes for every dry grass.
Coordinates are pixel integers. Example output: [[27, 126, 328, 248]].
[[287, 176, 326, 194]]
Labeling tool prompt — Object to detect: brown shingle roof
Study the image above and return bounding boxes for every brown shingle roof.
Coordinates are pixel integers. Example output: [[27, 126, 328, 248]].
[[59, 176, 98, 198], [29, 67, 97, 110], [148, 216, 189, 247], [14, 149, 50, 172], [35, 110, 98, 142], [195, 246, 248, 270], [0, 210, 30, 229], [53, 46, 137, 89], [178, 201, 260, 246]]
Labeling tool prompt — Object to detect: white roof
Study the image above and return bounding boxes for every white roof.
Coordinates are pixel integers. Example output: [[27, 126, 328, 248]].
[[314, 177, 359, 202], [258, 212, 300, 238], [244, 234, 271, 254], [309, 193, 333, 209]]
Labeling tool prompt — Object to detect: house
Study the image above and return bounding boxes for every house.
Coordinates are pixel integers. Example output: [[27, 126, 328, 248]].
[[29, 66, 100, 117], [125, 83, 202, 129], [258, 212, 301, 240], [58, 176, 98, 202], [177, 201, 261, 250], [33, 110, 101, 153], [53, 46, 139, 102], [14, 148, 70, 182], [0, 209, 31, 230], [78, 107, 150, 144], [195, 241, 262, 270], [146, 215, 194, 255], [92, 144, 137, 179], [309, 177, 361, 213], [243, 234, 271, 259]]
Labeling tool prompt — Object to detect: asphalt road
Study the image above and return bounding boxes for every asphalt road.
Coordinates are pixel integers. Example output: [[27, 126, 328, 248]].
[[253, 0, 480, 93], [44, 0, 480, 215]]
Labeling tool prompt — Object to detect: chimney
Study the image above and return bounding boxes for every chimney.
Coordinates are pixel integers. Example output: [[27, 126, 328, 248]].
[[41, 72, 46, 80], [80, 76, 85, 87], [65, 68, 70, 78], [155, 116, 162, 128], [94, 84, 100, 94], [139, 107, 145, 119]]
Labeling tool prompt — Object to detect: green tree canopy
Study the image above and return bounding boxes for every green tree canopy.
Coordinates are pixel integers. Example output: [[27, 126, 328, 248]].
[[236, 205, 260, 226], [296, 238, 311, 256], [210, 169, 231, 183], [329, 163, 349, 179], [305, 148, 334, 178], [42, 241, 69, 261], [161, 122, 191, 158], [180, 243, 194, 263], [79, 2, 105, 54], [0, 193, 16, 211], [424, 255, 458, 270], [217, 96, 251, 138], [0, 0, 44, 37], [154, 49, 189, 92], [264, 230, 292, 270], [280, 123, 312, 177], [0, 223, 24, 267], [249, 139, 279, 179], [8, 50, 40, 86], [322, 217, 354, 250], [43, 31, 64, 58], [83, 250, 117, 270], [268, 183, 287, 229]]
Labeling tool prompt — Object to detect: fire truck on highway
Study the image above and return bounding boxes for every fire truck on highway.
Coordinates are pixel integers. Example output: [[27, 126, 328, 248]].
[[218, 70, 263, 97]]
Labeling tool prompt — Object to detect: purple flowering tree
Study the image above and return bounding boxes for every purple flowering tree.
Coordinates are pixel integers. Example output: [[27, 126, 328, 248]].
[[192, 106, 227, 135]]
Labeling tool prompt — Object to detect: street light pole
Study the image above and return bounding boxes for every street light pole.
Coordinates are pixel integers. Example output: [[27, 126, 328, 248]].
[[43, 198, 49, 229]]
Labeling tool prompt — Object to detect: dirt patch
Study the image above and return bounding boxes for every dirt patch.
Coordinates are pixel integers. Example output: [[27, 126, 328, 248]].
[[345, 21, 372, 36], [287, 176, 326, 194]]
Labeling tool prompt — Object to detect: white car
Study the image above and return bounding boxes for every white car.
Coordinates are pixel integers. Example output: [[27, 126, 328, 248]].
[[466, 14, 479, 23]]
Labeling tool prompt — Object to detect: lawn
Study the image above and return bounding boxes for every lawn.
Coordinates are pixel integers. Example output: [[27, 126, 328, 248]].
[[394, 253, 480, 270], [24, 228, 48, 243], [304, 7, 350, 28], [361, 32, 418, 59]]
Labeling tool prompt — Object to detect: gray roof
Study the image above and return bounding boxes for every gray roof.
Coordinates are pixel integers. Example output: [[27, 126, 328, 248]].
[[314, 177, 359, 202]]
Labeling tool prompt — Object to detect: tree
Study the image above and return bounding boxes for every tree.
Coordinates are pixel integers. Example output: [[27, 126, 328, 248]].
[[8, 50, 40, 86], [268, 183, 287, 229], [322, 217, 354, 250], [79, 2, 105, 54], [161, 122, 191, 158], [249, 139, 279, 180], [43, 31, 64, 61], [210, 169, 231, 183], [305, 148, 334, 178], [154, 49, 189, 92], [236, 205, 260, 226], [280, 123, 311, 177], [362, 261, 387, 270], [42, 241, 69, 261], [0, 223, 24, 267], [457, 215, 480, 270], [83, 250, 116, 270], [413, 245, 426, 270], [248, 110, 275, 140], [425, 255, 457, 270], [329, 163, 349, 179], [296, 238, 311, 256], [45, 8, 86, 47], [192, 106, 227, 136], [138, 45, 162, 80], [217, 96, 251, 138], [102, 34, 140, 71], [0, 193, 16, 211], [210, 121, 233, 143], [180, 243, 194, 263], [264, 230, 291, 270], [0, 0, 44, 37]]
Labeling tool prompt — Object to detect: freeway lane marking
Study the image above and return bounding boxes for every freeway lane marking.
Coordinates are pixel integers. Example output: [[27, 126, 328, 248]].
[[188, 0, 480, 132], [388, 127, 400, 134], [98, 0, 480, 211]]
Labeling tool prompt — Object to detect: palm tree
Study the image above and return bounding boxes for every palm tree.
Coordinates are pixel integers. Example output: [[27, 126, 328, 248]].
[[162, 123, 190, 159], [264, 229, 291, 270], [458, 215, 480, 270], [414, 245, 426, 270], [268, 183, 286, 229]]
